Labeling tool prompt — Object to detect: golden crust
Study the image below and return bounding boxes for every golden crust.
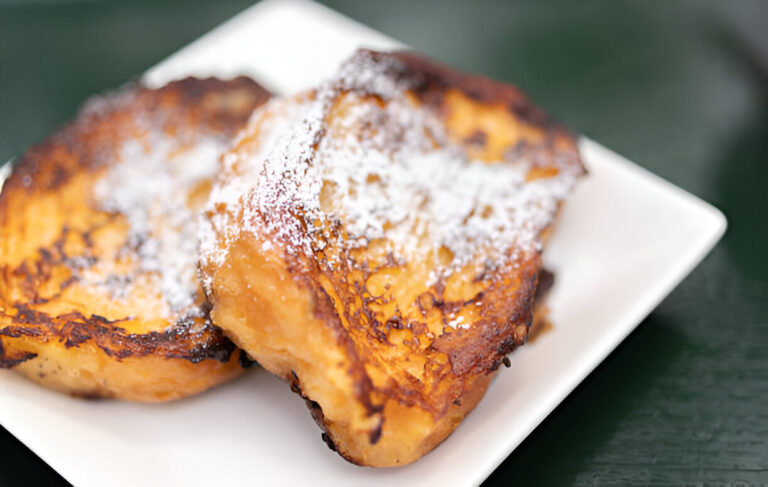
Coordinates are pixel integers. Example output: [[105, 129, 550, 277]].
[[0, 77, 270, 401], [202, 50, 584, 465]]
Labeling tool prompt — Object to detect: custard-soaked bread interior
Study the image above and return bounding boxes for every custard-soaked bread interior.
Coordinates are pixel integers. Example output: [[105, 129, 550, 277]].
[[200, 50, 585, 466], [0, 77, 270, 401]]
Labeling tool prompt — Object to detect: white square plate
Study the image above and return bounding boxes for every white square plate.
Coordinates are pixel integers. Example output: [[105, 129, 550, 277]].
[[0, 0, 726, 485]]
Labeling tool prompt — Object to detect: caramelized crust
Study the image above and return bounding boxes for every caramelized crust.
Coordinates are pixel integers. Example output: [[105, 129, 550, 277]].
[[0, 77, 270, 401], [201, 51, 584, 465]]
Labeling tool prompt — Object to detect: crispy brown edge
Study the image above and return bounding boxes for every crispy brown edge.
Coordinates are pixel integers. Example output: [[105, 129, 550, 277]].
[[0, 76, 270, 199], [1, 303, 235, 364], [389, 50, 584, 157]]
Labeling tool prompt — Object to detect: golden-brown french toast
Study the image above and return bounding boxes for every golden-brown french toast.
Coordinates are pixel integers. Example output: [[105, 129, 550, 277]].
[[0, 77, 269, 401], [200, 50, 584, 465]]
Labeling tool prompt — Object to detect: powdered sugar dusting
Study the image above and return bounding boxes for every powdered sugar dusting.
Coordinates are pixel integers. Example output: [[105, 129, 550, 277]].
[[201, 51, 581, 286], [92, 132, 226, 314]]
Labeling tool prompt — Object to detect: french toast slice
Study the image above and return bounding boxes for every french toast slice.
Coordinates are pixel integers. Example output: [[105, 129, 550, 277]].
[[0, 77, 269, 401], [200, 50, 585, 465]]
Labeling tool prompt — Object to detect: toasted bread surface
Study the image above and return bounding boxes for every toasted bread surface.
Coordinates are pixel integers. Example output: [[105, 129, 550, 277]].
[[0, 77, 269, 401], [200, 50, 584, 465]]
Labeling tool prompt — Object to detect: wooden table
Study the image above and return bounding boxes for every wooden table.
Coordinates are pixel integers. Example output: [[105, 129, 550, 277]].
[[1, 1, 766, 485]]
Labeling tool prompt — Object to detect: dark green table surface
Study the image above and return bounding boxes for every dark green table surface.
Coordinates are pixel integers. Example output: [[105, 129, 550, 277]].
[[1, 0, 766, 485]]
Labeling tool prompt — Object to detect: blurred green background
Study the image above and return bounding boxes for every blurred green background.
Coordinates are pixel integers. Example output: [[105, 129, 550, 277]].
[[1, 0, 767, 485]]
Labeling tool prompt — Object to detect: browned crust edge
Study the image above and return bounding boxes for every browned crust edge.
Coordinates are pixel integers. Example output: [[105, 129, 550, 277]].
[[1, 303, 235, 364], [390, 50, 584, 159]]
